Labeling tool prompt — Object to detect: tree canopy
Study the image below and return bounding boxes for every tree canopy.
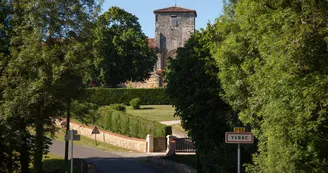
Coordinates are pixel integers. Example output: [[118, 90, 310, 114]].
[[215, 0, 328, 172], [92, 7, 156, 87], [167, 0, 328, 172], [0, 0, 101, 172], [165, 27, 250, 172]]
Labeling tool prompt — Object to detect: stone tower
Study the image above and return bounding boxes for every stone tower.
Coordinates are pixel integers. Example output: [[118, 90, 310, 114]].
[[153, 6, 197, 75], [127, 6, 196, 88]]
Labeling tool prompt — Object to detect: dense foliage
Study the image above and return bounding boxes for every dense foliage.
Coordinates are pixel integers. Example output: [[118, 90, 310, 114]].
[[0, 0, 100, 172], [91, 7, 156, 87], [85, 88, 172, 105], [97, 107, 172, 138], [165, 28, 254, 172], [130, 98, 141, 109], [215, 0, 328, 172], [107, 104, 126, 112]]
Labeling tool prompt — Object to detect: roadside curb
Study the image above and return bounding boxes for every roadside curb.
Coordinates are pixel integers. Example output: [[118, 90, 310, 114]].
[[145, 156, 197, 173]]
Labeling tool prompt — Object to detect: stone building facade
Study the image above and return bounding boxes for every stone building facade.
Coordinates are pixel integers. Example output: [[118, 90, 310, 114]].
[[129, 6, 196, 88], [154, 6, 196, 71]]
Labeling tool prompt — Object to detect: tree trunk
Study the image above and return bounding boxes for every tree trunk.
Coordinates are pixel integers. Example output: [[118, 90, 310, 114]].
[[34, 113, 44, 173], [20, 129, 29, 173], [65, 99, 71, 164], [7, 151, 13, 173], [196, 152, 203, 173]]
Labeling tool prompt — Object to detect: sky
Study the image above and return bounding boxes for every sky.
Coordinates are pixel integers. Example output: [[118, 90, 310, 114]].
[[102, 0, 224, 38]]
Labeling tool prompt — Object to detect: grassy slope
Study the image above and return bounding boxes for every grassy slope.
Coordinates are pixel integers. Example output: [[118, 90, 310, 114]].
[[126, 105, 188, 137], [126, 105, 179, 122]]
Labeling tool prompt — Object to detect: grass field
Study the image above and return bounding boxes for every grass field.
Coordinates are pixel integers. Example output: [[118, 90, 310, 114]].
[[54, 129, 132, 153], [126, 105, 179, 122], [42, 153, 67, 173]]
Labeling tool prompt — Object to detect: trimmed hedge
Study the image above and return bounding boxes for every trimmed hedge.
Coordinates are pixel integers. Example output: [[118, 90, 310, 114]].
[[97, 106, 172, 138], [84, 88, 172, 105], [108, 104, 126, 112]]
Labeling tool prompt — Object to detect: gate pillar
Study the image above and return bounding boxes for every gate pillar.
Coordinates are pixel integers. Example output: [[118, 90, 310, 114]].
[[146, 134, 154, 153]]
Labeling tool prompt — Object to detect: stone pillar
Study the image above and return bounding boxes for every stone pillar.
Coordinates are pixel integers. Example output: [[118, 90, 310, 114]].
[[166, 135, 176, 153], [146, 134, 154, 153]]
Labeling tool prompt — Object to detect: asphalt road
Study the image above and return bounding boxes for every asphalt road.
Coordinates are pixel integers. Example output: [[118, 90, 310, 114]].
[[50, 140, 172, 173]]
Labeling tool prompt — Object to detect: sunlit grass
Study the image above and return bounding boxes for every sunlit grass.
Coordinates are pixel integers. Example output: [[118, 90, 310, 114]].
[[126, 105, 179, 122]]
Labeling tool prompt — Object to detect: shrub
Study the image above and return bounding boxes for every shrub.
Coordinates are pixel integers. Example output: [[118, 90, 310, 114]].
[[97, 107, 172, 138], [108, 104, 126, 112], [83, 88, 172, 105], [71, 100, 100, 125], [129, 98, 141, 109]]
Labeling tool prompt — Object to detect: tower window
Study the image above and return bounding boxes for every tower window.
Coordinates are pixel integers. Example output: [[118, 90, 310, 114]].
[[171, 15, 178, 27], [155, 15, 158, 22]]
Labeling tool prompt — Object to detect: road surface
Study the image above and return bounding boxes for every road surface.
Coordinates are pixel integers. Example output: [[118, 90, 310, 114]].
[[50, 140, 173, 173]]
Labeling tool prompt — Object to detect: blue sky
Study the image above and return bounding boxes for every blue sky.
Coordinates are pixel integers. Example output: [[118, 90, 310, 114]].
[[102, 0, 224, 38]]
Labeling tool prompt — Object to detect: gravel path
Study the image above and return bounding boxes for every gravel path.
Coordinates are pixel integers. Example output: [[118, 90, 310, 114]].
[[159, 120, 181, 125]]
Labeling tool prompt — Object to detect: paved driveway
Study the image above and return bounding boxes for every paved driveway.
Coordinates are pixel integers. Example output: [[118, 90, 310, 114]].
[[50, 140, 173, 173]]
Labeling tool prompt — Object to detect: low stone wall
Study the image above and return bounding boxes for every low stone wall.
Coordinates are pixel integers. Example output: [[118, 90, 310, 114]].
[[57, 120, 146, 152]]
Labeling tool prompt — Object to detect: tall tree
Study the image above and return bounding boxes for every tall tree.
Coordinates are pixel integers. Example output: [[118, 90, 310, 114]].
[[1, 1, 101, 172], [92, 7, 156, 87], [0, 1, 31, 172], [166, 27, 248, 172], [216, 0, 328, 172]]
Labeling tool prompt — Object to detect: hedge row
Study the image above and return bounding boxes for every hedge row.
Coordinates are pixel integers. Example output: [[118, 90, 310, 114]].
[[97, 107, 172, 138], [84, 88, 172, 105]]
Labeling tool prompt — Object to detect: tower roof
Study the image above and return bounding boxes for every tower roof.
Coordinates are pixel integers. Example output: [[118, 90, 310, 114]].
[[154, 6, 197, 17]]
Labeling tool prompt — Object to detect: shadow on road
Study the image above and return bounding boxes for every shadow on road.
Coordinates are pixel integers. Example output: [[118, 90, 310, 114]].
[[85, 156, 175, 173]]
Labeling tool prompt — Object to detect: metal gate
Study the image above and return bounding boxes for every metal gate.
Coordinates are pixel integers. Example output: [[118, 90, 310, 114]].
[[154, 137, 167, 152], [174, 138, 195, 152]]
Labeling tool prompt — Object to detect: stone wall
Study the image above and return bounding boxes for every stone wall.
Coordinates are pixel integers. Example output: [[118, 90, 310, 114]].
[[58, 120, 147, 152], [127, 72, 159, 88]]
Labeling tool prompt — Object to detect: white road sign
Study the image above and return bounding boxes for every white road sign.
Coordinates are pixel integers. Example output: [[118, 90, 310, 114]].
[[225, 132, 254, 144]]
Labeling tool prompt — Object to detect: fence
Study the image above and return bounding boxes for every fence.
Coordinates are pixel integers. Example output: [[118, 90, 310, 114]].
[[174, 138, 195, 153]]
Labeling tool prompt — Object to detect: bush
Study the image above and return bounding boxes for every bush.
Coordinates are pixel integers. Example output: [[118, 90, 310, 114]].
[[108, 104, 126, 112], [129, 98, 141, 109], [83, 88, 172, 105], [97, 107, 172, 138], [71, 100, 100, 125]]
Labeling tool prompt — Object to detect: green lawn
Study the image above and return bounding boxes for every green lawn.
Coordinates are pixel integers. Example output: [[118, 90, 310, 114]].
[[54, 129, 132, 153], [42, 153, 67, 173], [126, 105, 179, 122]]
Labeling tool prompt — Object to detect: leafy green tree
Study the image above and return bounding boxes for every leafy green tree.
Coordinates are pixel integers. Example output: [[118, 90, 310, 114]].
[[166, 27, 246, 172], [92, 7, 156, 87], [216, 0, 328, 172], [1, 1, 101, 172], [0, 1, 32, 172]]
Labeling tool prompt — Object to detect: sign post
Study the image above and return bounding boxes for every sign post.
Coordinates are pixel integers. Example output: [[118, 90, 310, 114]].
[[65, 130, 80, 173], [225, 128, 253, 173], [70, 130, 74, 173], [91, 126, 100, 146], [238, 143, 240, 173]]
